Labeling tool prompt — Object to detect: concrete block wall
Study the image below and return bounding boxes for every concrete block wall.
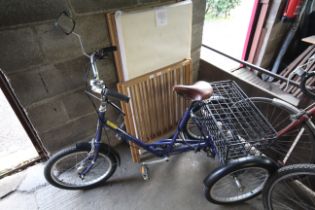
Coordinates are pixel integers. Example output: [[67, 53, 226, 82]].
[[0, 0, 205, 154], [191, 0, 206, 81]]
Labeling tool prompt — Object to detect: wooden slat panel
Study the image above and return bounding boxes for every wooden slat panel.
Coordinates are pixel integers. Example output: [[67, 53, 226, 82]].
[[117, 84, 140, 162], [165, 72, 172, 129], [117, 59, 192, 162]]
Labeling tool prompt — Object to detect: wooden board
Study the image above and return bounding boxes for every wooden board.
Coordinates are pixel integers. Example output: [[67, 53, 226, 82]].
[[117, 59, 192, 162], [302, 36, 315, 45], [106, 13, 125, 82], [112, 1, 192, 81]]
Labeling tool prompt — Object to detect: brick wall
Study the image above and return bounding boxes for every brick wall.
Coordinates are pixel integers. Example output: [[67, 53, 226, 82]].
[[0, 0, 206, 154]]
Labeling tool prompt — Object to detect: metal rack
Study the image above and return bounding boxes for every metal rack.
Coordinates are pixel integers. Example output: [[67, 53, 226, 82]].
[[192, 80, 277, 163]]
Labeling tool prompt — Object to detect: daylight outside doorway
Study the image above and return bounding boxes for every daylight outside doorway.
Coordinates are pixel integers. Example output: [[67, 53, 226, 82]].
[[0, 88, 38, 176], [201, 0, 257, 71]]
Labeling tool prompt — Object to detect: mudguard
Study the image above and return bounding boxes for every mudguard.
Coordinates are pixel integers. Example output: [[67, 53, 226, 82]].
[[204, 156, 278, 186]]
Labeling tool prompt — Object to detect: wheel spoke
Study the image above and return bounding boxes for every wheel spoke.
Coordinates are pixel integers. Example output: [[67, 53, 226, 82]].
[[45, 147, 115, 189], [208, 166, 269, 203], [264, 164, 315, 210], [251, 98, 315, 165]]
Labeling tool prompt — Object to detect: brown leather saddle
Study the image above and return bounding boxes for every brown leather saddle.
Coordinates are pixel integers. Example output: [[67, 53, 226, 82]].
[[173, 81, 213, 100]]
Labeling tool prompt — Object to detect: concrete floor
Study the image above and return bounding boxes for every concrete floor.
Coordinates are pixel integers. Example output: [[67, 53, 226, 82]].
[[0, 143, 264, 210]]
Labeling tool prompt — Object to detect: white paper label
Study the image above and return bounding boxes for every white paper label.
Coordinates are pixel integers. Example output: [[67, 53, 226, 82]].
[[155, 7, 167, 27]]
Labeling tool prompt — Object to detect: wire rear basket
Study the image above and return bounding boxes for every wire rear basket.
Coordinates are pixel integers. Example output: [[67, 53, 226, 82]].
[[191, 80, 277, 164]]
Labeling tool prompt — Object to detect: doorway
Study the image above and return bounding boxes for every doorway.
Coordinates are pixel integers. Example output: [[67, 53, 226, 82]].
[[0, 88, 39, 176], [0, 69, 47, 178], [201, 0, 257, 70]]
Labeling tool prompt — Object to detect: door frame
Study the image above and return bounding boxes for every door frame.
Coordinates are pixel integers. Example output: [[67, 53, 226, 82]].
[[0, 69, 48, 178]]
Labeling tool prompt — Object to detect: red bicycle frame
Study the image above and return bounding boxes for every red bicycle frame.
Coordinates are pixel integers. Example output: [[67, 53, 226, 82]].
[[277, 104, 315, 164], [278, 105, 315, 137]]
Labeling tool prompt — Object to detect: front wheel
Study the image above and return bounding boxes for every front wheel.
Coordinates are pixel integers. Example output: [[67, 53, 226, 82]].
[[44, 144, 117, 190], [204, 156, 278, 204]]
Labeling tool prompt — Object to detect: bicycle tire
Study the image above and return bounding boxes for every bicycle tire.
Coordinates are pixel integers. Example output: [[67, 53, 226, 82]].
[[44, 143, 117, 190], [184, 96, 226, 140], [301, 72, 315, 100], [263, 163, 315, 210], [251, 97, 315, 165], [184, 106, 206, 140], [204, 156, 278, 204]]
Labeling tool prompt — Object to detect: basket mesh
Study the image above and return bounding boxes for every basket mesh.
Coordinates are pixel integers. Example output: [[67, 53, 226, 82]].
[[192, 80, 277, 163]]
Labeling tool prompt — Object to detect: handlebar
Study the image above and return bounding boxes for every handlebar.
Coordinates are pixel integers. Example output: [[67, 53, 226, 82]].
[[68, 28, 125, 102], [56, 13, 127, 103], [106, 89, 130, 102], [89, 80, 129, 103], [88, 46, 122, 102], [89, 46, 117, 80], [82, 43, 127, 103]]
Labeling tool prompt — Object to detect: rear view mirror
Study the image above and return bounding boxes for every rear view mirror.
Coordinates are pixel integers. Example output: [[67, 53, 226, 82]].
[[55, 11, 75, 35]]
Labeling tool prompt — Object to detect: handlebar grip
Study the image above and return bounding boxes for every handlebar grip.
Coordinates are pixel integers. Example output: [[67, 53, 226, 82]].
[[107, 89, 130, 103], [102, 46, 117, 53], [95, 46, 117, 59]]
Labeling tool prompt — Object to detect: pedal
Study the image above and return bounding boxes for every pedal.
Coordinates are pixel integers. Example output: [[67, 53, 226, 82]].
[[140, 165, 150, 181]]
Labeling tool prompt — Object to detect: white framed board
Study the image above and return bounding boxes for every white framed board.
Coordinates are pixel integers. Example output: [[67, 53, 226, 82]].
[[115, 1, 192, 81]]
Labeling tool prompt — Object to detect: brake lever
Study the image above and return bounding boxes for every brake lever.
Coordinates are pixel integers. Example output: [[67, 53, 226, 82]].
[[84, 90, 101, 101], [108, 100, 125, 116]]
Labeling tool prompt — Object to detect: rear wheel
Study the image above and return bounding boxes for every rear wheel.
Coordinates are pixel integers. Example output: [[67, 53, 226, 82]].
[[44, 144, 117, 190], [204, 156, 277, 204], [184, 96, 226, 140], [184, 106, 206, 139], [263, 163, 315, 210]]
